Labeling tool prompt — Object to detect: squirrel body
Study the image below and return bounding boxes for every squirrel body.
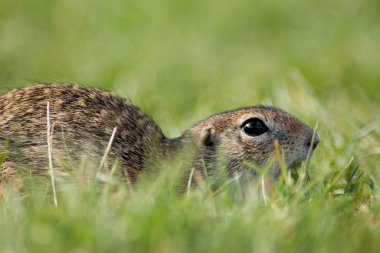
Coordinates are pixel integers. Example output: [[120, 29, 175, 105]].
[[0, 84, 319, 182]]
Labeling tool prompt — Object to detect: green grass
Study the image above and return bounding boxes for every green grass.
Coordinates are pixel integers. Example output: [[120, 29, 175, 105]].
[[1, 0, 380, 252]]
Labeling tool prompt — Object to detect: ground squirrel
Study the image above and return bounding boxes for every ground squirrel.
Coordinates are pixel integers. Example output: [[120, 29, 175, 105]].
[[0, 84, 319, 183]]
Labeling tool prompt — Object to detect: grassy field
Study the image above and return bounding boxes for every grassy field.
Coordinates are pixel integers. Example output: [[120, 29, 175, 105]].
[[1, 0, 380, 252]]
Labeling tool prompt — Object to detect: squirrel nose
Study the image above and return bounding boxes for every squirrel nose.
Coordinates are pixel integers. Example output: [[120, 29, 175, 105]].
[[305, 132, 320, 151]]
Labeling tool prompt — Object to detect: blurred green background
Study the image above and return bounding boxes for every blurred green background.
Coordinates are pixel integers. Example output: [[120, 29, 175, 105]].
[[0, 0, 379, 167]]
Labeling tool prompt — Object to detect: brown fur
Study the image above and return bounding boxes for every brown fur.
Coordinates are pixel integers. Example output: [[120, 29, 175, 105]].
[[0, 84, 319, 185]]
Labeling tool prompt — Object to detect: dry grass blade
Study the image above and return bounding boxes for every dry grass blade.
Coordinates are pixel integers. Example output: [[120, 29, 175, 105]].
[[47, 101, 58, 207], [187, 167, 195, 196], [97, 127, 117, 179]]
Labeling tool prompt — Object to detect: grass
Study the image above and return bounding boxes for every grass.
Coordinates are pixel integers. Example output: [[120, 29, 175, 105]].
[[0, 0, 380, 252]]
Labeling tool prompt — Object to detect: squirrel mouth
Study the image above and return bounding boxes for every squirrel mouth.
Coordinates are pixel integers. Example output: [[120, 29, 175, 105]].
[[271, 158, 306, 178]]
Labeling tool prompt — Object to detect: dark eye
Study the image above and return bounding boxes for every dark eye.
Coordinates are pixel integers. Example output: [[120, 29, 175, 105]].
[[242, 118, 269, 136]]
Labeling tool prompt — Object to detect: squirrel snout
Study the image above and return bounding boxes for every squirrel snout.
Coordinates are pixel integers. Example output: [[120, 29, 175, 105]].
[[305, 132, 320, 151]]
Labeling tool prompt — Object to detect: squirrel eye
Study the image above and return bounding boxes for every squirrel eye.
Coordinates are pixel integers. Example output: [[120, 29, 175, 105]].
[[242, 118, 268, 136]]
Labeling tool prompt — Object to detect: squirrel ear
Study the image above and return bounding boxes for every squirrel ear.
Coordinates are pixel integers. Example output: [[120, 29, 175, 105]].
[[199, 128, 214, 147]]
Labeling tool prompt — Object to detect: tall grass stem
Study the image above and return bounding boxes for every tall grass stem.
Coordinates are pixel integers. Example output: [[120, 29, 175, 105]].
[[47, 101, 58, 207]]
